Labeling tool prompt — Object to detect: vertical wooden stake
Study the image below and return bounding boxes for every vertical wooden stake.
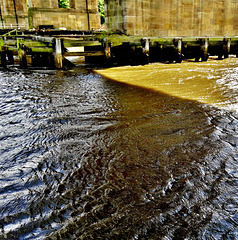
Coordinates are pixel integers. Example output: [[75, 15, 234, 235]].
[[177, 38, 182, 55], [17, 38, 27, 68], [48, 53, 55, 69], [141, 37, 150, 64], [104, 38, 111, 58], [1, 50, 7, 67], [0, 37, 6, 67], [224, 37, 231, 58], [176, 38, 183, 63], [201, 38, 209, 61], [142, 37, 150, 56], [0, 37, 3, 50], [7, 48, 14, 64], [54, 38, 63, 69]]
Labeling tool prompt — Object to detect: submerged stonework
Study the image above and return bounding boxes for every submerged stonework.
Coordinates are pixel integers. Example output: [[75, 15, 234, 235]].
[[105, 0, 238, 37], [0, 0, 100, 30]]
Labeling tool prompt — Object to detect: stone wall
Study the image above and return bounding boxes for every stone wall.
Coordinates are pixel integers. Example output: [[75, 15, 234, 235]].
[[105, 0, 238, 37], [28, 0, 100, 30], [0, 0, 100, 30], [0, 0, 28, 28]]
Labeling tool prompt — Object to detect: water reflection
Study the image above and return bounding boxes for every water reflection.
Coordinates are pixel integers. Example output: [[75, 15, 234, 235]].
[[0, 61, 237, 239]]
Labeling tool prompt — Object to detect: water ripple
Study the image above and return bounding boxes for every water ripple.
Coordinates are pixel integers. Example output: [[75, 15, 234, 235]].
[[0, 64, 238, 239]]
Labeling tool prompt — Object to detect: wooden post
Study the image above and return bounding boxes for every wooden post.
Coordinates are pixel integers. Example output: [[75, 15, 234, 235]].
[[0, 37, 6, 67], [7, 48, 14, 64], [176, 38, 183, 63], [54, 38, 63, 69], [141, 37, 150, 64], [201, 38, 209, 61], [223, 37, 231, 58], [17, 38, 27, 68], [48, 53, 55, 69], [142, 37, 150, 56], [0, 38, 3, 52], [103, 38, 111, 58], [1, 48, 7, 67]]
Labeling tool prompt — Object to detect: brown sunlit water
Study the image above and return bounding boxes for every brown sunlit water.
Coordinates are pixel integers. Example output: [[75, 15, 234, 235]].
[[96, 57, 238, 112], [0, 58, 237, 239]]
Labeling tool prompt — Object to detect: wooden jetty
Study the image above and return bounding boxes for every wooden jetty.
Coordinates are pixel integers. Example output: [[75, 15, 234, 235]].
[[0, 29, 238, 69]]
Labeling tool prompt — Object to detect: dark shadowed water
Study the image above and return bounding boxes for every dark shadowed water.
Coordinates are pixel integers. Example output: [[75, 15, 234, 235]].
[[0, 60, 238, 239]]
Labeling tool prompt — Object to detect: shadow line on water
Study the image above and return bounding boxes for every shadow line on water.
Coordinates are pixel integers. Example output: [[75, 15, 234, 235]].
[[0, 68, 237, 240]]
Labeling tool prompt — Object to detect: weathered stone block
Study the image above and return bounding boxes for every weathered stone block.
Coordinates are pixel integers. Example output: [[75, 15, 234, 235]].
[[105, 0, 238, 37], [0, 0, 100, 30]]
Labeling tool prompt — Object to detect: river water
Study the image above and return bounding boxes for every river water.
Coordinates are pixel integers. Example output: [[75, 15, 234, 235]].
[[0, 58, 238, 239]]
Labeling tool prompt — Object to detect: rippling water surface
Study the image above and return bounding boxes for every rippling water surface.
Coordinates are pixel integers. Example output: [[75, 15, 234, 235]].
[[0, 59, 238, 239]]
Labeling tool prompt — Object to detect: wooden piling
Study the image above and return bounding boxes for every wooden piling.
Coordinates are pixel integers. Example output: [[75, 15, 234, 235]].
[[142, 37, 150, 56], [201, 38, 209, 61], [54, 38, 63, 69], [0, 37, 6, 67], [223, 37, 231, 58], [48, 53, 55, 69], [7, 49, 14, 65], [104, 38, 111, 58], [17, 38, 27, 68], [176, 38, 182, 63], [141, 37, 150, 64], [1, 30, 238, 69], [1, 48, 7, 67]]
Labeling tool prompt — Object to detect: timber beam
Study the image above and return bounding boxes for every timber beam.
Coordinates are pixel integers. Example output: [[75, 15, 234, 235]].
[[0, 32, 238, 68]]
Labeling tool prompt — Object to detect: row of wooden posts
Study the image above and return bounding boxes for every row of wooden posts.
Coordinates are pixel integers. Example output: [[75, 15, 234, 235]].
[[0, 36, 63, 69], [0, 30, 238, 69]]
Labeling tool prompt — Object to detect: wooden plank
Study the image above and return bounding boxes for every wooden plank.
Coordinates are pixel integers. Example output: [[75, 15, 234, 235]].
[[1, 39, 16, 46], [64, 51, 105, 57], [64, 40, 101, 47], [6, 47, 18, 54], [30, 47, 54, 53], [208, 37, 224, 46], [1, 29, 17, 37], [23, 40, 52, 48], [32, 36, 55, 44]]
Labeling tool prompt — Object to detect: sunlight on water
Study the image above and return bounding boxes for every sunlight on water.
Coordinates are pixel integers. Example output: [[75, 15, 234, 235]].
[[0, 64, 238, 239], [96, 58, 238, 112]]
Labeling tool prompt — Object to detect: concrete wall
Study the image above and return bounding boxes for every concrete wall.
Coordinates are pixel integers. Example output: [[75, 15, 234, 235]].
[[0, 0, 100, 30], [105, 0, 238, 37]]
